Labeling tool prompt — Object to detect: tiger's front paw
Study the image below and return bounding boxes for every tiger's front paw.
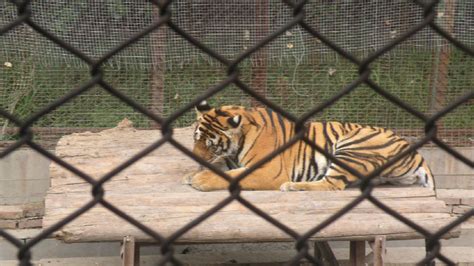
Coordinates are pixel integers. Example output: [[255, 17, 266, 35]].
[[189, 174, 211, 191], [188, 172, 227, 191], [280, 182, 301, 192]]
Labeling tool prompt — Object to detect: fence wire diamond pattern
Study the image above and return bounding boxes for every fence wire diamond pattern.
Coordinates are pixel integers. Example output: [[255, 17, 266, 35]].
[[1, 0, 473, 265]]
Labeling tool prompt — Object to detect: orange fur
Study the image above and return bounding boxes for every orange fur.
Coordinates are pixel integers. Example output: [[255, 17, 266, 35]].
[[183, 105, 435, 191]]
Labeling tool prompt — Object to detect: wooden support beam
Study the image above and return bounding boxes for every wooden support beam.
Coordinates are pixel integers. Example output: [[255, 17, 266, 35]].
[[121, 235, 140, 266], [373, 235, 386, 266], [350, 241, 365, 266], [314, 241, 339, 266]]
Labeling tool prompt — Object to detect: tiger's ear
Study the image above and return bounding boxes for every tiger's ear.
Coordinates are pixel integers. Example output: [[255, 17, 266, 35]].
[[195, 100, 212, 117], [227, 115, 242, 128]]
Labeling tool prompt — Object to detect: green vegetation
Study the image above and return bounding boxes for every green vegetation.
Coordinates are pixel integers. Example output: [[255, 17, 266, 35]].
[[0, 49, 472, 143]]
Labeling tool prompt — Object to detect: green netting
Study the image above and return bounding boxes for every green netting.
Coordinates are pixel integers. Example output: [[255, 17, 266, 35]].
[[0, 0, 473, 148]]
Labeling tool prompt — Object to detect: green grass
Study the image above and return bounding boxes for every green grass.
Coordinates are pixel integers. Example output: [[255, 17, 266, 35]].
[[0, 49, 472, 143]]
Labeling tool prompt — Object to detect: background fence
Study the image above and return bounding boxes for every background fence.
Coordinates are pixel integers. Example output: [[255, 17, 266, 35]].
[[0, 0, 473, 149], [0, 0, 473, 265]]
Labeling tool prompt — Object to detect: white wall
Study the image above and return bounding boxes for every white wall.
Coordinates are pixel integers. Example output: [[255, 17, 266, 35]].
[[0, 149, 50, 205]]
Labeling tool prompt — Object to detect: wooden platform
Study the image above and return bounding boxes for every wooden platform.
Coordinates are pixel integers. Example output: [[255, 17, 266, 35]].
[[43, 121, 460, 246]]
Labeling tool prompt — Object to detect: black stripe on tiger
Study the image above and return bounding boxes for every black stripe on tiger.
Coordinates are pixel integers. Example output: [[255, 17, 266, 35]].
[[336, 129, 382, 150], [327, 175, 352, 185], [308, 126, 320, 181], [296, 132, 308, 182], [276, 112, 287, 142], [321, 122, 333, 155], [190, 105, 435, 191], [202, 114, 225, 130], [342, 137, 405, 151], [265, 108, 276, 132]]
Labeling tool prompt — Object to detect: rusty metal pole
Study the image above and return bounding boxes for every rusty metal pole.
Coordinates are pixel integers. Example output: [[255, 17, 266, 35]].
[[150, 6, 167, 128], [250, 0, 269, 107], [429, 0, 455, 133]]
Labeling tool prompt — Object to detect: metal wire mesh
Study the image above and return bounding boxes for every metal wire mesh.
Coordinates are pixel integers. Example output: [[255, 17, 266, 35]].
[[0, 0, 473, 265], [0, 0, 473, 148]]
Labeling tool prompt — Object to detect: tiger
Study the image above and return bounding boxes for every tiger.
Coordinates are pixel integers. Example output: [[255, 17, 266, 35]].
[[182, 101, 435, 191]]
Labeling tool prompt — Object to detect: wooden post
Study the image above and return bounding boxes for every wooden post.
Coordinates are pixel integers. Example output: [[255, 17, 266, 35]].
[[314, 241, 339, 266], [372, 236, 386, 266], [121, 235, 140, 266], [250, 0, 269, 107], [150, 6, 167, 128], [349, 241, 365, 266]]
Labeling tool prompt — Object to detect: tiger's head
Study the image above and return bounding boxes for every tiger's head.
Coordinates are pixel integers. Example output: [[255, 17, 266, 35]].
[[192, 101, 247, 165]]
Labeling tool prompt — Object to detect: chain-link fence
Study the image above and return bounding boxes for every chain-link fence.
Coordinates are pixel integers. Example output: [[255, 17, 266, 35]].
[[1, 0, 473, 265], [0, 0, 473, 149]]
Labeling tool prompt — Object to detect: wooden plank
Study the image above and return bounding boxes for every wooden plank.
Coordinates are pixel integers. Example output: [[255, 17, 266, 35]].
[[373, 235, 386, 266], [44, 207, 459, 243], [453, 205, 472, 215], [43, 124, 460, 244], [48, 180, 437, 199], [45, 193, 449, 214], [437, 189, 474, 200], [349, 241, 365, 266], [47, 124, 435, 199]]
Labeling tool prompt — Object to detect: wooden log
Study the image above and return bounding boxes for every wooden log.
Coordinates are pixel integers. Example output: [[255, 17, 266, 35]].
[[46, 195, 449, 215], [43, 121, 461, 244], [437, 189, 474, 201], [44, 201, 459, 243]]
